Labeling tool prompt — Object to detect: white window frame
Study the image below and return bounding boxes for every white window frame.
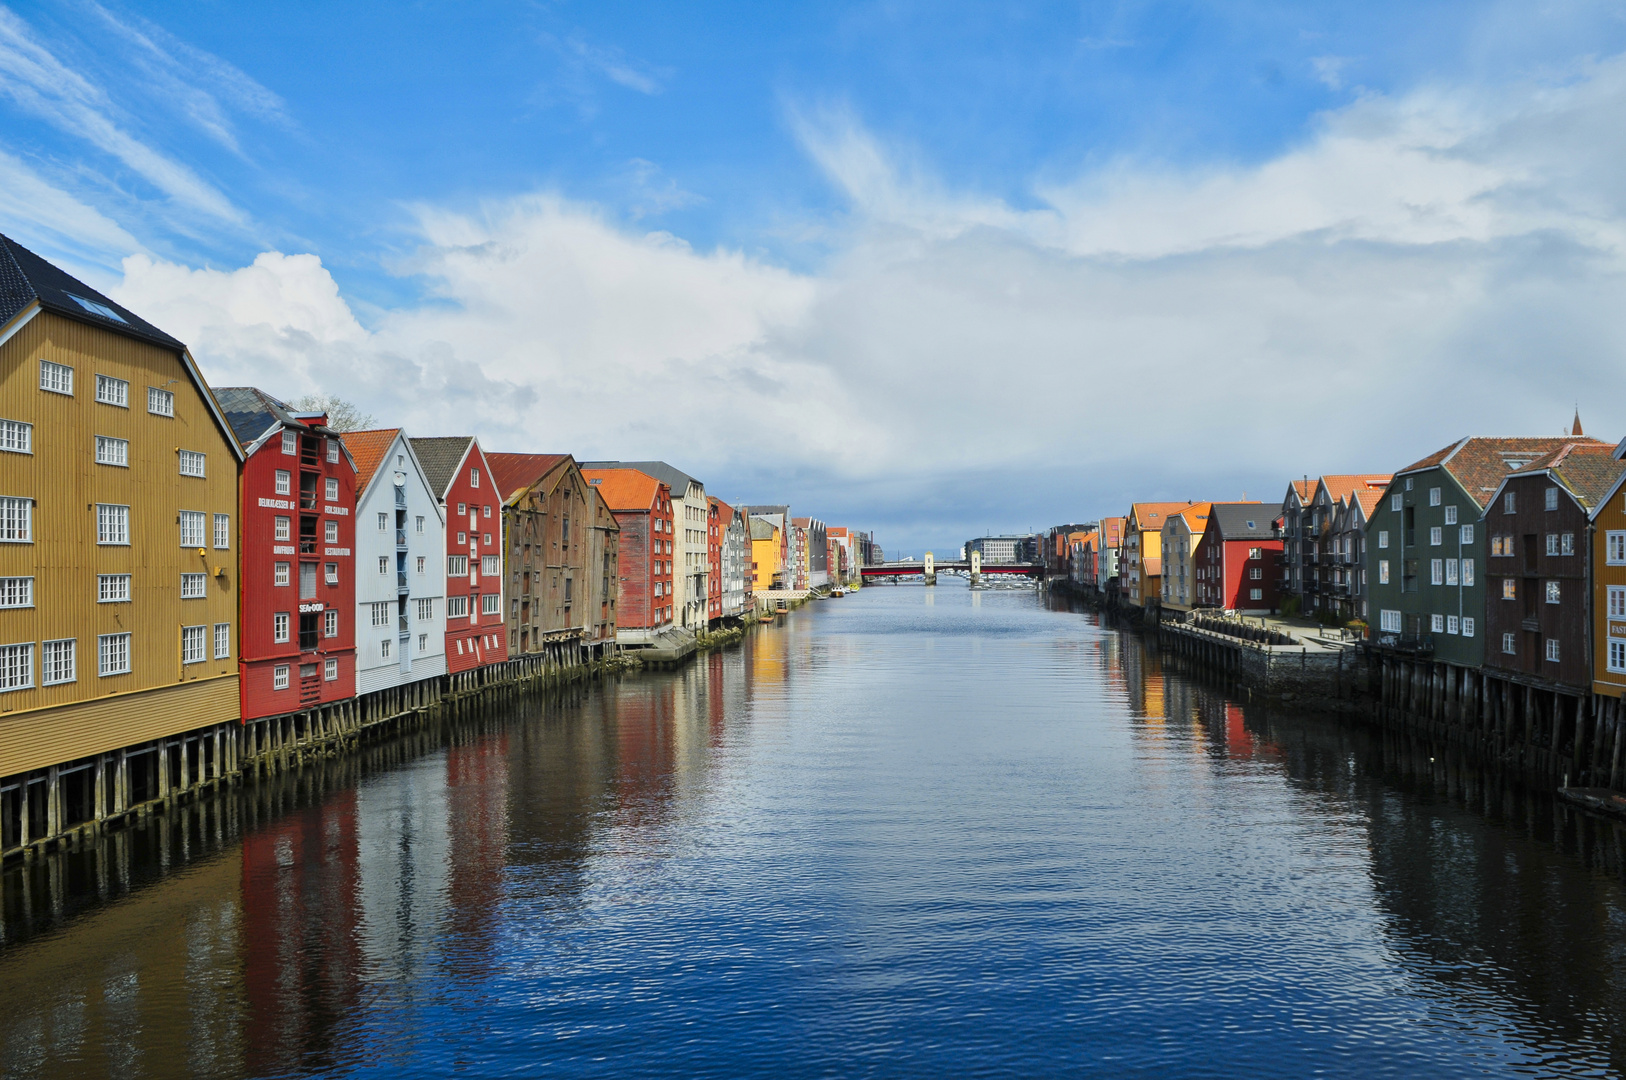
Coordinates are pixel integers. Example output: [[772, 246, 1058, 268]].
[[180, 573, 207, 599], [1429, 526, 1442, 546], [1561, 533, 1574, 555], [0, 642, 34, 691], [98, 574, 130, 603], [325, 609, 339, 637], [0, 576, 33, 608], [1610, 639, 1626, 674], [1445, 560, 1458, 586], [1504, 492, 1516, 514], [1430, 559, 1443, 585], [147, 386, 174, 416], [95, 435, 128, 467], [1380, 609, 1402, 633], [1462, 617, 1475, 638], [179, 510, 206, 548], [178, 450, 206, 477], [325, 657, 339, 680], [1377, 530, 1389, 549], [214, 622, 231, 659], [0, 418, 32, 454], [1461, 559, 1474, 587], [1546, 487, 1559, 511], [181, 625, 206, 665], [381, 638, 391, 659], [1546, 637, 1561, 662], [1503, 632, 1517, 655], [1546, 580, 1562, 604], [447, 595, 469, 619], [1447, 615, 1459, 635], [1611, 533, 1626, 566], [1429, 487, 1441, 506], [273, 612, 290, 643], [482, 593, 500, 616], [42, 639, 75, 685], [274, 562, 290, 587], [325, 562, 338, 585], [327, 478, 340, 502], [97, 503, 129, 545], [275, 470, 291, 495], [1460, 525, 1474, 545], [98, 633, 131, 676], [325, 520, 339, 544], [39, 359, 73, 395], [273, 664, 290, 690], [326, 439, 339, 463], [274, 516, 291, 541], [95, 374, 128, 407], [1444, 505, 1457, 525], [1431, 613, 1445, 633], [214, 514, 231, 549]]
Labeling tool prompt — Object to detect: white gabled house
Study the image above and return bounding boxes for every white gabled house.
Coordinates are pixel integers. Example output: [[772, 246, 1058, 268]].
[[345, 429, 447, 694]]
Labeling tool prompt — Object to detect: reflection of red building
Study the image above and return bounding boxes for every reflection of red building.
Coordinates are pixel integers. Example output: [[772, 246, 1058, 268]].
[[445, 733, 510, 966], [240, 790, 362, 1074]]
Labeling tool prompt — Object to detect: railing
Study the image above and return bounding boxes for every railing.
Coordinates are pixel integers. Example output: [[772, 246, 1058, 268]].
[[395, 488, 407, 509], [299, 539, 316, 554], [298, 630, 319, 651], [398, 571, 409, 591], [1377, 633, 1434, 655], [399, 615, 409, 634], [396, 528, 407, 547]]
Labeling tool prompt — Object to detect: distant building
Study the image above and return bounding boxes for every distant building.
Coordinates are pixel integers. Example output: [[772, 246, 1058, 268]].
[[1194, 504, 1283, 613], [582, 461, 707, 630], [582, 468, 674, 644]]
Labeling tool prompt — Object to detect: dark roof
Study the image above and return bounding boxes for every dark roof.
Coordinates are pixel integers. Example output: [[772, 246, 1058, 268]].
[[1207, 502, 1277, 540], [409, 436, 475, 498], [0, 233, 184, 350], [1398, 436, 1612, 510], [212, 386, 302, 447], [488, 452, 571, 503], [582, 460, 701, 493], [1507, 443, 1626, 512]]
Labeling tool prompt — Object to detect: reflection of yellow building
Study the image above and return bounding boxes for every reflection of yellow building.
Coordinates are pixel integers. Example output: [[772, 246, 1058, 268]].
[[750, 519, 781, 591]]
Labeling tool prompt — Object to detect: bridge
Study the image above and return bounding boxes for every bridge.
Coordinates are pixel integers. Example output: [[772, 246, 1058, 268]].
[[860, 551, 1042, 584]]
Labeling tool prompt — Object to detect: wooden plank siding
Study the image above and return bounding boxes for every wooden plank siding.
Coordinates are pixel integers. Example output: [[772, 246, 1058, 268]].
[[0, 310, 240, 774]]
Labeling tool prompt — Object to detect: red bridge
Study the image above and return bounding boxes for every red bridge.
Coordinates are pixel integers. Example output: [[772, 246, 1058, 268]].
[[860, 562, 1042, 579]]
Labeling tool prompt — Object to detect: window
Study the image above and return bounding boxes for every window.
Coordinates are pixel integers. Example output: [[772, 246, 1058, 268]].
[[1461, 559, 1474, 586], [378, 556, 389, 575], [457, 531, 467, 544], [98, 633, 130, 676], [325, 520, 339, 544], [1447, 615, 1459, 635], [327, 440, 339, 463], [1378, 530, 1389, 549], [273, 516, 291, 542], [147, 387, 174, 416], [1444, 505, 1457, 525], [1461, 525, 1474, 545], [1462, 617, 1475, 638], [483, 505, 492, 518], [482, 554, 500, 576], [1391, 494, 1402, 511], [1381, 609, 1402, 633], [326, 478, 339, 502], [42, 639, 74, 685], [419, 633, 428, 653], [1429, 487, 1441, 506], [273, 665, 290, 690], [175, 450, 207, 478], [0, 643, 34, 691], [97, 504, 129, 545], [39, 359, 73, 395], [181, 573, 206, 598], [214, 623, 231, 659], [1561, 533, 1574, 555], [482, 594, 500, 615], [1612, 587, 1626, 618], [416, 556, 425, 573], [1430, 559, 1443, 585], [448, 554, 468, 576], [274, 612, 290, 642], [0, 577, 32, 608], [1543, 486, 1559, 511], [299, 562, 317, 598], [1504, 492, 1516, 514], [1611, 533, 1626, 565], [1546, 580, 1561, 604], [415, 598, 434, 620], [1502, 579, 1516, 600], [325, 562, 338, 585], [66, 293, 126, 322], [214, 514, 230, 549], [1247, 547, 1262, 559], [95, 435, 128, 466], [324, 609, 338, 637], [181, 625, 206, 664], [0, 419, 31, 454], [95, 374, 128, 406], [1249, 588, 1262, 601], [1249, 567, 1262, 580], [416, 515, 425, 534], [325, 657, 338, 680], [471, 468, 480, 488], [1547, 534, 1559, 556], [179, 510, 206, 547], [275, 470, 291, 495], [378, 512, 388, 531], [1503, 632, 1517, 655], [1445, 560, 1458, 586], [1430, 527, 1442, 546], [447, 595, 468, 618], [1546, 638, 1561, 662], [1431, 614, 1445, 633], [98, 574, 130, 602], [282, 431, 297, 455], [381, 639, 391, 659], [369, 601, 390, 626]]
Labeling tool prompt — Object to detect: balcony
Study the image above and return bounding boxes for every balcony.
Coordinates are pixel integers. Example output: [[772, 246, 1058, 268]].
[[398, 571, 410, 593], [399, 614, 409, 635], [396, 528, 408, 549], [1376, 633, 1435, 655]]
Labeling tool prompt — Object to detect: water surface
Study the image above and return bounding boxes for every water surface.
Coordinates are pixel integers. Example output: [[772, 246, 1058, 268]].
[[6, 582, 1626, 1078]]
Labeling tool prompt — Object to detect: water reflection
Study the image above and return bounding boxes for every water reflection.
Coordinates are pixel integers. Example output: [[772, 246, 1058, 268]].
[[9, 590, 1626, 1076]]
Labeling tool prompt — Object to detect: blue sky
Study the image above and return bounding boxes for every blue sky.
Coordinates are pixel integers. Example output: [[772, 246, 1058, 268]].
[[6, 2, 1626, 554]]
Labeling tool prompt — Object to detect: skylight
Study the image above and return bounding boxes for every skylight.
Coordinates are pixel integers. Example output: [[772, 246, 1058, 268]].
[[66, 293, 127, 324], [1246, 521, 1256, 529]]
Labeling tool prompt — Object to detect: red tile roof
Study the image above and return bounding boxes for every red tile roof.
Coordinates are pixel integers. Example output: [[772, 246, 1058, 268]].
[[1400, 437, 1613, 509], [487, 452, 571, 503], [1520, 443, 1626, 511], [1129, 502, 1194, 531], [1318, 474, 1392, 503], [344, 428, 400, 492], [581, 467, 665, 512]]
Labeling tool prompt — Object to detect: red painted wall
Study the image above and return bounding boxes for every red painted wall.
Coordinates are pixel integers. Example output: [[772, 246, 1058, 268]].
[[442, 440, 508, 673], [239, 424, 357, 721], [708, 500, 722, 621], [612, 484, 673, 631], [1195, 531, 1284, 610]]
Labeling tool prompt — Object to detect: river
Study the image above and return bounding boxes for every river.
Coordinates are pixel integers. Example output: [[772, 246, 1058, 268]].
[[6, 581, 1626, 1078]]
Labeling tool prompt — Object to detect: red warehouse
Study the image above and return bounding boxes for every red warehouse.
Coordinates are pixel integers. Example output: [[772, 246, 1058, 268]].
[[1194, 503, 1285, 614], [707, 496, 723, 622], [409, 436, 508, 675], [582, 468, 673, 646], [218, 388, 357, 720]]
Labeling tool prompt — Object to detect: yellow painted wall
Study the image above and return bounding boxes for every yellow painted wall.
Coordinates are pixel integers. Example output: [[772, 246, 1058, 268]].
[[751, 531, 780, 592], [1595, 496, 1626, 697]]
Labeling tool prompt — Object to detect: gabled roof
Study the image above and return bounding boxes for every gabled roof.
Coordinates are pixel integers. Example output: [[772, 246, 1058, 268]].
[[487, 452, 571, 504], [408, 436, 476, 498], [1166, 502, 1213, 533], [750, 518, 778, 540], [1098, 516, 1125, 546], [1207, 503, 1278, 540], [1284, 479, 1314, 506], [1316, 474, 1392, 505], [1349, 487, 1384, 520], [1142, 557, 1162, 576], [344, 428, 401, 492], [0, 232, 183, 350], [213, 386, 342, 447], [1484, 442, 1626, 518], [581, 467, 665, 512], [1128, 502, 1194, 532], [580, 460, 700, 495], [1397, 436, 1611, 509]]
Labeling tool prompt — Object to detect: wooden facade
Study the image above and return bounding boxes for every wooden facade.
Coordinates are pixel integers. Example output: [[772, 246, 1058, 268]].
[[583, 468, 672, 642], [1593, 451, 1626, 699], [488, 452, 605, 658], [410, 436, 507, 675], [0, 261, 242, 779]]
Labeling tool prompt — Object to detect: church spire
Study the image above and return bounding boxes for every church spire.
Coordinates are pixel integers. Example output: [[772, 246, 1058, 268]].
[[1573, 408, 1584, 437]]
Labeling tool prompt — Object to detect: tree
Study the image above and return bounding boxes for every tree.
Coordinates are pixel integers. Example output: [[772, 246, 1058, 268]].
[[288, 393, 376, 433]]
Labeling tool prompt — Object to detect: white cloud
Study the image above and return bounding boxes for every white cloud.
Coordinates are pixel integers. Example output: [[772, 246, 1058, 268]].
[[105, 52, 1626, 535], [0, 145, 138, 263]]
